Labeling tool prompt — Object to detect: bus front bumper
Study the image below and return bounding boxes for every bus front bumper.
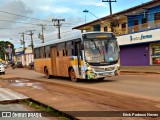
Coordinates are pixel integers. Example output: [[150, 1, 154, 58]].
[[85, 69, 120, 79]]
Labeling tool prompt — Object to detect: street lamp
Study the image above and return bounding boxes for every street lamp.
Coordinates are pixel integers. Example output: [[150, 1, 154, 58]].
[[83, 9, 89, 23], [83, 9, 103, 24]]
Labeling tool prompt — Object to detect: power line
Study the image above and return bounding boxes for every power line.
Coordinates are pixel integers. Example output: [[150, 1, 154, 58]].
[[0, 10, 51, 23], [0, 9, 85, 26], [0, 34, 19, 37], [0, 19, 38, 25], [45, 30, 70, 39], [0, 27, 36, 29]]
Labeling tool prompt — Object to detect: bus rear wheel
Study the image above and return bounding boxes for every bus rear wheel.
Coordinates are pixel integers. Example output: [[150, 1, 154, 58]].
[[45, 68, 50, 79], [69, 68, 77, 82]]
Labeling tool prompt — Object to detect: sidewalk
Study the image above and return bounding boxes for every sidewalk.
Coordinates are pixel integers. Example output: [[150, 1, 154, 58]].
[[120, 66, 160, 74]]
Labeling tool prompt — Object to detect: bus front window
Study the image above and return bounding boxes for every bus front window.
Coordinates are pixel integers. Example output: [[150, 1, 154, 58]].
[[84, 39, 119, 63], [84, 40, 104, 63], [104, 40, 119, 62]]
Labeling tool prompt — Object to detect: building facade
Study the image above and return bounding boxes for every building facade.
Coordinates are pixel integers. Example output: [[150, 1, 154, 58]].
[[15, 46, 34, 66], [73, 0, 160, 66]]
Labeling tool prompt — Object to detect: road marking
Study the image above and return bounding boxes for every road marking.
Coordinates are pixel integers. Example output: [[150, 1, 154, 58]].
[[0, 87, 29, 101]]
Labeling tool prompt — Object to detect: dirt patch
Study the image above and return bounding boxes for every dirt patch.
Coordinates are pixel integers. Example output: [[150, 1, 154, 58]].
[[1, 78, 160, 120]]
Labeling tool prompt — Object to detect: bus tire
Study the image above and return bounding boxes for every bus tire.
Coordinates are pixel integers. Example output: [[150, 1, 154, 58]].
[[69, 68, 77, 82], [45, 68, 50, 79]]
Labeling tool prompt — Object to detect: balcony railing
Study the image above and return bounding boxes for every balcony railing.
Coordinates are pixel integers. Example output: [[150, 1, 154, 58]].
[[113, 20, 160, 36]]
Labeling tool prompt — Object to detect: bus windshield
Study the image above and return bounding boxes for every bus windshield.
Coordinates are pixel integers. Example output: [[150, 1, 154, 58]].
[[84, 39, 119, 63]]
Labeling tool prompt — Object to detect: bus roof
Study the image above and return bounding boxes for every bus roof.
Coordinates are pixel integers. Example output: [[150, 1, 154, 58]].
[[34, 31, 114, 48], [34, 33, 81, 48]]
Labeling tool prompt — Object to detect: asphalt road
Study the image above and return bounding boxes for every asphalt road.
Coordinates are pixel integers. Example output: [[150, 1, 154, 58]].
[[1, 67, 160, 102]]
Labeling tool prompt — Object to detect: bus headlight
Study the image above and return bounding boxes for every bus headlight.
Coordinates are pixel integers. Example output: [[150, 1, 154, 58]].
[[117, 64, 120, 70], [87, 66, 91, 71], [115, 64, 120, 75], [86, 63, 91, 70]]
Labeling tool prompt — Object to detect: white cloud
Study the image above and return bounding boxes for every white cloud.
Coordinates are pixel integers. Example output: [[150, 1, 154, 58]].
[[79, 1, 107, 7], [0, 0, 106, 47], [39, 6, 74, 14], [0, 0, 32, 27]]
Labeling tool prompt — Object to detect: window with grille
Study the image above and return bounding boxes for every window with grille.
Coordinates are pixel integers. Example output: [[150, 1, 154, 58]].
[[104, 26, 108, 32], [122, 23, 126, 28], [142, 18, 148, 27], [134, 19, 138, 25], [142, 18, 147, 24], [154, 12, 160, 21]]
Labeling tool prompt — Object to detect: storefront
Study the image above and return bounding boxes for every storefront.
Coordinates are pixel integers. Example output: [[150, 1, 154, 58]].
[[117, 29, 160, 66], [150, 43, 160, 65], [25, 47, 34, 66], [15, 48, 24, 62], [15, 47, 33, 66]]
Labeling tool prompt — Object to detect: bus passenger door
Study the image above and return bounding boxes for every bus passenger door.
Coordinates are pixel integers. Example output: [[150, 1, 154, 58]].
[[75, 42, 81, 76], [51, 47, 57, 75]]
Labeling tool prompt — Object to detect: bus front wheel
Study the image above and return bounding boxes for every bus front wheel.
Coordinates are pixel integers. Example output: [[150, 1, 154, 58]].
[[69, 68, 77, 82], [45, 68, 50, 79]]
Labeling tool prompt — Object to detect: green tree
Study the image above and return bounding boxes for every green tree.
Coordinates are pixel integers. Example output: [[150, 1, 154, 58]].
[[0, 41, 14, 60]]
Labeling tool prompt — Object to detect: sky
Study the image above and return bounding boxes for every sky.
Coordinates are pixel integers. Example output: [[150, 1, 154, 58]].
[[0, 0, 151, 48]]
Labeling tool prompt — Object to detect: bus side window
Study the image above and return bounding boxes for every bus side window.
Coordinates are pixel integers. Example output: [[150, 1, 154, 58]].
[[66, 41, 73, 56], [57, 51, 59, 56], [63, 50, 65, 56], [57, 43, 65, 57], [40, 47, 44, 58], [34, 48, 39, 59], [66, 50, 68, 56], [44, 47, 46, 58], [72, 49, 74, 55], [45, 46, 50, 58]]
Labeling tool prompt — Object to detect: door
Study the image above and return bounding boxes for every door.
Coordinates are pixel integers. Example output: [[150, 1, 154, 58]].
[[51, 47, 57, 75], [75, 42, 82, 76]]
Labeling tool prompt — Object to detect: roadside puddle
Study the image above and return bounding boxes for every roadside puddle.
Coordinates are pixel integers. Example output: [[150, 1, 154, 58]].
[[7, 79, 44, 90]]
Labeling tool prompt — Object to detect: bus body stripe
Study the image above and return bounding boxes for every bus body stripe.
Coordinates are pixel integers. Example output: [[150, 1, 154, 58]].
[[70, 59, 84, 66]]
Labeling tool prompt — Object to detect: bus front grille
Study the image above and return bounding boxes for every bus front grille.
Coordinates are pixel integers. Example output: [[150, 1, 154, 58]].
[[94, 67, 115, 72]]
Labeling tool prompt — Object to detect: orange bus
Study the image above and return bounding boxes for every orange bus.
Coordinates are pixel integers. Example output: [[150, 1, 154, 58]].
[[34, 32, 120, 82]]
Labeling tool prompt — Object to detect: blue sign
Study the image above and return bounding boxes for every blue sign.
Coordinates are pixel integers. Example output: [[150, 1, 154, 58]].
[[140, 34, 152, 40], [130, 34, 152, 41], [15, 51, 24, 56]]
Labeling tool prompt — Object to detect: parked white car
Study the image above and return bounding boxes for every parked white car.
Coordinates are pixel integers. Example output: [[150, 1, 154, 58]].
[[0, 62, 5, 74]]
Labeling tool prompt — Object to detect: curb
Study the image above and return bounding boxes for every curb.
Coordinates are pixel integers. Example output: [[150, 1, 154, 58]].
[[121, 71, 160, 74]]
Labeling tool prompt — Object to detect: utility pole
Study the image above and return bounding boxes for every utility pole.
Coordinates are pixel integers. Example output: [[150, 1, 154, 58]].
[[37, 24, 45, 43], [52, 18, 65, 39], [19, 32, 25, 53], [26, 30, 35, 53], [102, 0, 117, 32], [19, 32, 26, 66]]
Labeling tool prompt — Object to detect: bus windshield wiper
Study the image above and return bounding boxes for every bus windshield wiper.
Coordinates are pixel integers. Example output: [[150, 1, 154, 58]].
[[93, 41, 101, 55]]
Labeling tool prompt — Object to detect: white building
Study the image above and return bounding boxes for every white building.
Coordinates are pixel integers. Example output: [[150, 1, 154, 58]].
[[15, 46, 34, 66]]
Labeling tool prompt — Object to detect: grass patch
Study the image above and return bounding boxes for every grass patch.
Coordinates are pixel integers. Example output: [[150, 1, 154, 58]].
[[19, 99, 77, 120]]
